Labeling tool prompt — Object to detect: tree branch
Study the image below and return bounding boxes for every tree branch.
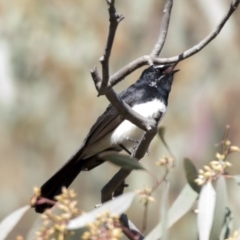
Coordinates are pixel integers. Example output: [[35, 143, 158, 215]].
[[108, 0, 239, 89], [99, 0, 124, 94], [151, 0, 173, 57], [164, 0, 240, 61]]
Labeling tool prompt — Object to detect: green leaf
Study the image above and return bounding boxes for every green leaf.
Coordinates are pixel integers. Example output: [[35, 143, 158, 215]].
[[101, 153, 145, 170], [145, 184, 198, 240], [161, 182, 169, 240], [210, 176, 228, 240], [0, 205, 30, 240], [168, 184, 198, 227], [198, 181, 216, 240], [68, 192, 136, 229], [184, 158, 201, 193], [158, 126, 166, 142]]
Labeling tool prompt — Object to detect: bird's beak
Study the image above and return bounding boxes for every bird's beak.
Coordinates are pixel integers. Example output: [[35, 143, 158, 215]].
[[163, 62, 179, 75]]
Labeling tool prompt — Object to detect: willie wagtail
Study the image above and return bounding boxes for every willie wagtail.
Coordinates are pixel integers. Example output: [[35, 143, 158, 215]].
[[32, 63, 178, 213]]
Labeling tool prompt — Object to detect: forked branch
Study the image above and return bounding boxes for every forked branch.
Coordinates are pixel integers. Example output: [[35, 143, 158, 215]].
[[108, 0, 240, 89]]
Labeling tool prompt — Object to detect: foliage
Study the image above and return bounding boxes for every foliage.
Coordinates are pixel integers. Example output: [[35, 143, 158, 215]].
[[1, 126, 240, 240]]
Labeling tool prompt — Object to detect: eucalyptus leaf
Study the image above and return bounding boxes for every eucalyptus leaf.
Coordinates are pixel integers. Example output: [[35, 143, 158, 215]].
[[101, 153, 145, 170], [184, 158, 201, 193], [168, 184, 198, 226], [68, 192, 136, 229], [198, 181, 216, 240], [145, 184, 198, 240], [0, 205, 30, 240], [26, 215, 43, 240], [209, 176, 228, 240]]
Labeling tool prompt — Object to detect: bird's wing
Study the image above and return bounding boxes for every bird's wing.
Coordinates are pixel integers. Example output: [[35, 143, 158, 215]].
[[34, 82, 145, 213], [81, 84, 145, 155], [82, 105, 123, 149]]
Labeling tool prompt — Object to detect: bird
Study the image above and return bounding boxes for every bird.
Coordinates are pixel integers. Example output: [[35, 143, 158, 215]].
[[31, 63, 178, 213]]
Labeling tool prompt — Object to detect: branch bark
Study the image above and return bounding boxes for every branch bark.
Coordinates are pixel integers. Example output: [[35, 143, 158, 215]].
[[99, 0, 124, 94], [151, 0, 173, 57]]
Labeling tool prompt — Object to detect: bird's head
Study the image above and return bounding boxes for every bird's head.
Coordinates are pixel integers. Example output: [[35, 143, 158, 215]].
[[141, 63, 179, 91]]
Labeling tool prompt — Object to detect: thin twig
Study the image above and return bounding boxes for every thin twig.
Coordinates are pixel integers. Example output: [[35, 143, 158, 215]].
[[35, 197, 56, 207], [152, 168, 169, 192], [159, 129, 177, 167], [100, 0, 124, 94], [151, 0, 173, 57], [91, 66, 102, 92], [139, 166, 170, 234]]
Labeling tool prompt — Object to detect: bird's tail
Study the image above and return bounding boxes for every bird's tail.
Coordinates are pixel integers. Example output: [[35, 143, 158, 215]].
[[32, 152, 84, 213]]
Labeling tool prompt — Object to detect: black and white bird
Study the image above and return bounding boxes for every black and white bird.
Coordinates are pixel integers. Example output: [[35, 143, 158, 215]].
[[32, 63, 178, 213]]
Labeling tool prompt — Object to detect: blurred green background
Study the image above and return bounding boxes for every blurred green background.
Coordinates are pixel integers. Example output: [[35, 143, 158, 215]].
[[0, 0, 240, 239]]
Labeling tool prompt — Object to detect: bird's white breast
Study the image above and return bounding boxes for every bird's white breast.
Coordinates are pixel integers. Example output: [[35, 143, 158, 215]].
[[83, 98, 167, 158], [110, 98, 166, 148]]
